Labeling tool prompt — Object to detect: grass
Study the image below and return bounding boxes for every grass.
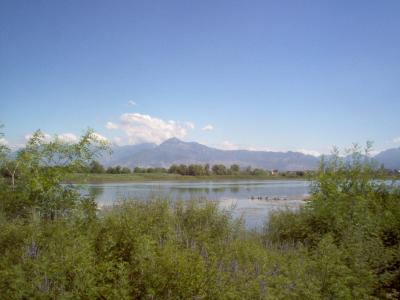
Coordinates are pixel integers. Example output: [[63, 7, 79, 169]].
[[64, 172, 308, 183]]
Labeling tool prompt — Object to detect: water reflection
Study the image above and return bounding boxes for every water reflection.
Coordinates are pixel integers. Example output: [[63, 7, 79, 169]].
[[87, 184, 104, 199], [230, 186, 239, 193], [79, 180, 311, 228]]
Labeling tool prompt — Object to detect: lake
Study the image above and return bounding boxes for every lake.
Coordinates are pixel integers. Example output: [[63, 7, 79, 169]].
[[80, 180, 311, 228]]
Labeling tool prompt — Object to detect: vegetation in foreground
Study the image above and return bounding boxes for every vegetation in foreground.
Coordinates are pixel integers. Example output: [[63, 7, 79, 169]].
[[1, 130, 400, 299]]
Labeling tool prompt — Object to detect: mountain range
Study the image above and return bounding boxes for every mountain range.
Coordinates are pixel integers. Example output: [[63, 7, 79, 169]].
[[100, 138, 400, 171], [374, 147, 400, 170]]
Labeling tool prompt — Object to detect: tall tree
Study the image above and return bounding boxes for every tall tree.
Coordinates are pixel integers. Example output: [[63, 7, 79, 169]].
[[0, 129, 109, 218]]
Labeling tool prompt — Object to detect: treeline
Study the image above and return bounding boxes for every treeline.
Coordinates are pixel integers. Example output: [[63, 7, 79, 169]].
[[87, 160, 309, 177]]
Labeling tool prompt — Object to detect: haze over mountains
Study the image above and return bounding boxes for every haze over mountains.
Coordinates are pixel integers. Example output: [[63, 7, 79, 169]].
[[374, 147, 400, 170], [101, 138, 400, 171]]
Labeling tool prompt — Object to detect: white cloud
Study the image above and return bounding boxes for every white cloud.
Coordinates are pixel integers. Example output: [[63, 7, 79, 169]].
[[128, 100, 136, 106], [25, 132, 52, 143], [0, 138, 9, 146], [106, 121, 118, 130], [393, 137, 400, 143], [105, 113, 194, 145], [214, 140, 322, 156], [113, 136, 123, 145], [217, 140, 240, 150], [24, 132, 104, 144], [369, 150, 381, 156], [90, 132, 108, 142], [246, 146, 274, 151], [25, 132, 78, 144], [296, 149, 321, 157], [215, 141, 274, 151], [57, 133, 78, 143], [202, 124, 214, 131]]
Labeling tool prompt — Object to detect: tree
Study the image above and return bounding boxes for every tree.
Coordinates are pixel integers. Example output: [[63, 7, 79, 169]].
[[177, 164, 188, 176], [89, 160, 105, 173], [212, 164, 227, 175], [0, 129, 109, 218], [0, 125, 12, 186], [245, 166, 252, 174], [251, 168, 266, 176], [188, 164, 205, 176], [204, 164, 210, 175], [168, 164, 179, 174], [230, 164, 240, 173], [154, 167, 167, 173], [121, 167, 131, 174], [134, 167, 145, 173]]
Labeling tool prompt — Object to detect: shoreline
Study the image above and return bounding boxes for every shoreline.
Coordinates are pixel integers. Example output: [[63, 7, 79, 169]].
[[64, 173, 310, 184]]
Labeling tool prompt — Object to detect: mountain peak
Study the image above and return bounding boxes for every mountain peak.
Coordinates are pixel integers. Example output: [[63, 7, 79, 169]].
[[161, 137, 183, 145], [101, 138, 400, 170]]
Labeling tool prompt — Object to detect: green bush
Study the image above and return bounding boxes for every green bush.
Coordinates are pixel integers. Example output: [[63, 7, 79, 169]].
[[1, 130, 399, 299], [265, 145, 400, 298]]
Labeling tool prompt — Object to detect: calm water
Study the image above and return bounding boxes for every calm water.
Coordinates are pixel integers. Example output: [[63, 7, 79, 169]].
[[80, 180, 311, 228]]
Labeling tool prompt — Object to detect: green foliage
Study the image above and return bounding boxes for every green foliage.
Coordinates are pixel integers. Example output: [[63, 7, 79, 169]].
[[0, 125, 8, 163], [212, 164, 228, 175], [251, 168, 268, 176], [1, 134, 399, 299], [265, 144, 400, 298], [104, 165, 133, 174], [86, 162, 311, 179], [0, 129, 108, 218], [0, 198, 338, 299], [187, 164, 206, 176], [89, 160, 105, 173], [229, 164, 240, 173]]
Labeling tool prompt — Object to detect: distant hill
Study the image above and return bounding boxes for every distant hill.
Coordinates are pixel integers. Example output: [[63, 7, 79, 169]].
[[101, 142, 157, 166], [102, 138, 320, 171], [374, 147, 400, 169], [100, 138, 400, 171]]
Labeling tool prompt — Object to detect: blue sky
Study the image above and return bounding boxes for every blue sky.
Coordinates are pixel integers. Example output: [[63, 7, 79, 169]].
[[1, 0, 399, 155]]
